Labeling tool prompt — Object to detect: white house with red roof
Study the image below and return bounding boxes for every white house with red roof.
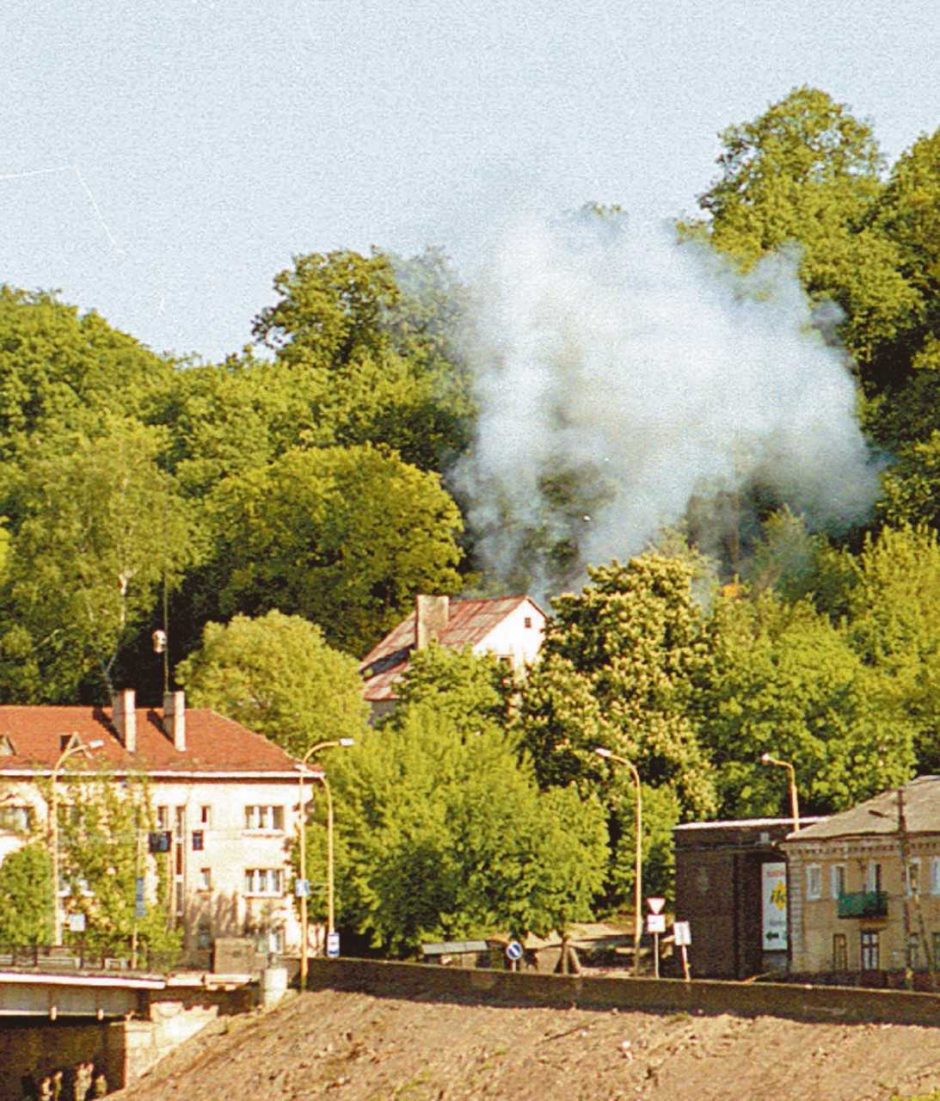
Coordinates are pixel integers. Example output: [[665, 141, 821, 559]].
[[0, 689, 315, 959], [360, 594, 546, 720]]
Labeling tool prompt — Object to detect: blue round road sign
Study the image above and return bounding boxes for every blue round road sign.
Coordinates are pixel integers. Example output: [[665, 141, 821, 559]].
[[505, 940, 524, 961]]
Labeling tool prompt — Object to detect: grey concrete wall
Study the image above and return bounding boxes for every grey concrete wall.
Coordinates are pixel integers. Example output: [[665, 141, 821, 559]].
[[309, 958, 940, 1028]]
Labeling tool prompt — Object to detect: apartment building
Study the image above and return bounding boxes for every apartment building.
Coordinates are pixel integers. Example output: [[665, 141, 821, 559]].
[[0, 690, 316, 957], [782, 777, 940, 980]]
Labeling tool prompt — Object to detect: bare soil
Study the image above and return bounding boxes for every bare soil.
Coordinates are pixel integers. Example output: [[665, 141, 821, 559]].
[[112, 988, 940, 1101]]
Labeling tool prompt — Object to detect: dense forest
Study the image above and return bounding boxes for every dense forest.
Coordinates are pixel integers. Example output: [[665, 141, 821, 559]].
[[1, 87, 938, 940]]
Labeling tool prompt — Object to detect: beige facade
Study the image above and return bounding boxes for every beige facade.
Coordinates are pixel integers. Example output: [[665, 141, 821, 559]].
[[782, 778, 940, 977]]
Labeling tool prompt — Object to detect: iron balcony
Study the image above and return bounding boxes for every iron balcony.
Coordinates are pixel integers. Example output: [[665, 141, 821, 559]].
[[837, 890, 888, 918]]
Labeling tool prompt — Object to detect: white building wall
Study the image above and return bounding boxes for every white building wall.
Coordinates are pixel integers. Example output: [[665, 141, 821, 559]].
[[472, 600, 545, 671], [0, 774, 312, 956], [148, 776, 307, 954]]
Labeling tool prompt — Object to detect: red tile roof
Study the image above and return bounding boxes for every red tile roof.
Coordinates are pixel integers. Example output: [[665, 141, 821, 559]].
[[0, 706, 302, 775], [360, 595, 540, 703]]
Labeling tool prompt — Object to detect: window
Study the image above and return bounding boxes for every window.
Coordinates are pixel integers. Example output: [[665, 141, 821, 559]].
[[865, 862, 882, 893], [156, 806, 169, 830], [830, 864, 846, 900], [244, 805, 285, 831], [197, 868, 211, 891], [199, 805, 212, 826], [832, 933, 848, 971], [524, 616, 533, 629], [806, 864, 822, 900], [0, 805, 32, 832], [861, 930, 880, 971], [192, 830, 204, 851], [908, 933, 922, 970], [931, 857, 940, 896], [244, 868, 284, 896], [906, 857, 922, 897]]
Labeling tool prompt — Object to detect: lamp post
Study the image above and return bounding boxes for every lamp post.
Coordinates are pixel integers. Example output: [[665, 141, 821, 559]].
[[760, 752, 800, 833], [296, 739, 354, 988], [49, 739, 104, 945], [594, 747, 643, 977]]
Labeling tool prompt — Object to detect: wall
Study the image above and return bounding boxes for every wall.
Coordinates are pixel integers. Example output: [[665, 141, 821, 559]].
[[674, 819, 796, 979], [0, 1020, 122, 1101], [475, 599, 545, 671], [149, 776, 304, 954], [787, 836, 940, 974], [309, 957, 940, 1028]]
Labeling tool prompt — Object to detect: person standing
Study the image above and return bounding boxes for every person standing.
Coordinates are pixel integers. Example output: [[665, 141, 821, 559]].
[[72, 1063, 90, 1101]]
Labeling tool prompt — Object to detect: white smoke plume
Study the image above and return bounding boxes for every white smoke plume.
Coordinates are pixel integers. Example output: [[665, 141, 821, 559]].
[[457, 212, 880, 592]]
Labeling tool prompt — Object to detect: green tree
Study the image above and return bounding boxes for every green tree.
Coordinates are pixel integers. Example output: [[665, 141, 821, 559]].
[[322, 703, 607, 955], [58, 775, 179, 957], [252, 248, 473, 471], [0, 842, 53, 945], [177, 610, 368, 756], [841, 525, 940, 771], [153, 355, 319, 499], [207, 444, 464, 655], [520, 555, 717, 816], [701, 590, 915, 817], [0, 416, 194, 701], [391, 642, 511, 737], [691, 87, 921, 370], [0, 286, 173, 463], [516, 554, 717, 908]]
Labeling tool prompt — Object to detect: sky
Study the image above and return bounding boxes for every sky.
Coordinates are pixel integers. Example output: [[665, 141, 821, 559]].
[[0, 0, 936, 364]]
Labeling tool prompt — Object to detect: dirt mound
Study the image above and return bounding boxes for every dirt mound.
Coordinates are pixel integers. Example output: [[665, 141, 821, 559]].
[[113, 988, 940, 1100]]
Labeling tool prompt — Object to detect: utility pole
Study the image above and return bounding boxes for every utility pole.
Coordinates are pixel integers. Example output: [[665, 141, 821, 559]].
[[897, 786, 935, 988], [897, 786, 913, 988]]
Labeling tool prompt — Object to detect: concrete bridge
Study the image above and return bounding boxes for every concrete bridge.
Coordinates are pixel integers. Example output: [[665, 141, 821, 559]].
[[0, 966, 259, 1098]]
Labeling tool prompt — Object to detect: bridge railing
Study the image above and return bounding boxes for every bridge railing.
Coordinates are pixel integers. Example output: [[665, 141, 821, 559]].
[[0, 942, 182, 974]]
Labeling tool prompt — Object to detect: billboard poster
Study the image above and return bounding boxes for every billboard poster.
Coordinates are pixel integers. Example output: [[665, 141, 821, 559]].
[[762, 862, 788, 951]]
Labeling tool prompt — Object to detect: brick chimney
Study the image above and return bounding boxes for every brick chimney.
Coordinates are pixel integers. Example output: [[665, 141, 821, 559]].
[[415, 595, 449, 650], [111, 688, 137, 753], [163, 691, 186, 752]]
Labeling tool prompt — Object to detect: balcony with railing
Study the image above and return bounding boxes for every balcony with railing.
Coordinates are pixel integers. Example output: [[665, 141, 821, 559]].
[[837, 890, 888, 919]]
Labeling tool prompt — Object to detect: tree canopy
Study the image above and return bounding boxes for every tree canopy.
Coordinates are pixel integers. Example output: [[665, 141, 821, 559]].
[[323, 702, 607, 954], [177, 610, 368, 757]]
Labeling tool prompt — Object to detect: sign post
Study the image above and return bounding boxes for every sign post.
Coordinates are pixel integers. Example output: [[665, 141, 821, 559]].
[[674, 920, 691, 981], [646, 898, 666, 978]]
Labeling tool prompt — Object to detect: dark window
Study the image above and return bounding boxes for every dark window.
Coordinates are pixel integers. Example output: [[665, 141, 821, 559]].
[[832, 933, 847, 971], [861, 930, 880, 970], [192, 830, 204, 851], [148, 830, 171, 853], [524, 616, 533, 629]]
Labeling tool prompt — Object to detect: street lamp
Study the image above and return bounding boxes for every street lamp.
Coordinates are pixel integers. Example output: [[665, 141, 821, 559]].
[[594, 747, 643, 977], [296, 739, 354, 988], [760, 752, 800, 833], [49, 739, 104, 945]]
